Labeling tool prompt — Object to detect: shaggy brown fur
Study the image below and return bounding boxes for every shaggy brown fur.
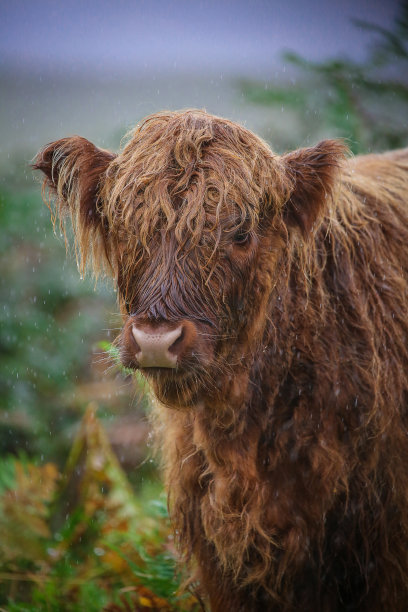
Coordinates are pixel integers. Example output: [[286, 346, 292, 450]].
[[34, 110, 408, 611]]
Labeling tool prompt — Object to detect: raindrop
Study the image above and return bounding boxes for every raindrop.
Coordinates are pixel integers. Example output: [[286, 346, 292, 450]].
[[47, 548, 59, 558]]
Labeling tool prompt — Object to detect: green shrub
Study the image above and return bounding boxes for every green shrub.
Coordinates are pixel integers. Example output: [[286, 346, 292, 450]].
[[241, 3, 408, 153]]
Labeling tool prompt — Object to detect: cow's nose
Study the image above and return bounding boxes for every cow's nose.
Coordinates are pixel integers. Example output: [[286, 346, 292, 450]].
[[131, 324, 183, 368]]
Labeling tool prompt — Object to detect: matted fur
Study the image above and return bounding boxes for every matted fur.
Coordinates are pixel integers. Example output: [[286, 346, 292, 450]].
[[34, 110, 408, 611]]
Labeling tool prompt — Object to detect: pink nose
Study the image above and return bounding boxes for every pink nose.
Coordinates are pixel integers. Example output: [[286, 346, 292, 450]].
[[132, 324, 183, 368]]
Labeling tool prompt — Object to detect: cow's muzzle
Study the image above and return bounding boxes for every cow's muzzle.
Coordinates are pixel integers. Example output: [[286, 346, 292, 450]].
[[130, 319, 198, 369]]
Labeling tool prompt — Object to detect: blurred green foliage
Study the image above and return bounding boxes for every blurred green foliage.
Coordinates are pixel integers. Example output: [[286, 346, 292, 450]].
[[241, 2, 408, 153], [0, 187, 135, 463], [0, 407, 200, 611]]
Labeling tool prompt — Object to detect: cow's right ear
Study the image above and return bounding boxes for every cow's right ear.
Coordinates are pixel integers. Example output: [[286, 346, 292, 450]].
[[33, 136, 116, 273]]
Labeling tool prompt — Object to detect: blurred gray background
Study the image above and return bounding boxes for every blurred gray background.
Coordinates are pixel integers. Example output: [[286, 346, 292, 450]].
[[0, 0, 400, 170]]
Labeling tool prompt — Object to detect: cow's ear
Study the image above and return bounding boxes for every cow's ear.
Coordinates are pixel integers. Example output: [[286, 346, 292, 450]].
[[281, 140, 347, 236], [33, 136, 116, 273]]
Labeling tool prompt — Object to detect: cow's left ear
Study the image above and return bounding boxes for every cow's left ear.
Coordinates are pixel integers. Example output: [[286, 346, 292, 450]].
[[281, 140, 347, 236], [33, 136, 116, 273]]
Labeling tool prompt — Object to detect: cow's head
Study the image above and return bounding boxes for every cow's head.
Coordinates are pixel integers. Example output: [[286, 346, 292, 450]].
[[34, 110, 346, 408]]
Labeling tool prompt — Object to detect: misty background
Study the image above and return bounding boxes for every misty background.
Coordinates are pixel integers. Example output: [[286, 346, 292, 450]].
[[0, 0, 401, 170]]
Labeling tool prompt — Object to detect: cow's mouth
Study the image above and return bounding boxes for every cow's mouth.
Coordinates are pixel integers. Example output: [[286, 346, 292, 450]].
[[139, 365, 191, 379], [140, 362, 206, 384], [139, 363, 211, 407]]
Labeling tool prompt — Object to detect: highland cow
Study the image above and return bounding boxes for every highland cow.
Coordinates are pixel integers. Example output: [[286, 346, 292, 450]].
[[34, 110, 408, 611]]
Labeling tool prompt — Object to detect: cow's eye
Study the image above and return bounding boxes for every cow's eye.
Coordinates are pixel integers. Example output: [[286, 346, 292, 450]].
[[233, 229, 250, 246]]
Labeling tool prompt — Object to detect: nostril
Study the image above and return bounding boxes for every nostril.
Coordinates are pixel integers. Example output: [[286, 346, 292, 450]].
[[168, 326, 185, 355], [131, 335, 141, 352]]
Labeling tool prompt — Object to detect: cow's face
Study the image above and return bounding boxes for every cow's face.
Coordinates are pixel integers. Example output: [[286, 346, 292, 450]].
[[34, 110, 345, 407], [110, 175, 285, 408]]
